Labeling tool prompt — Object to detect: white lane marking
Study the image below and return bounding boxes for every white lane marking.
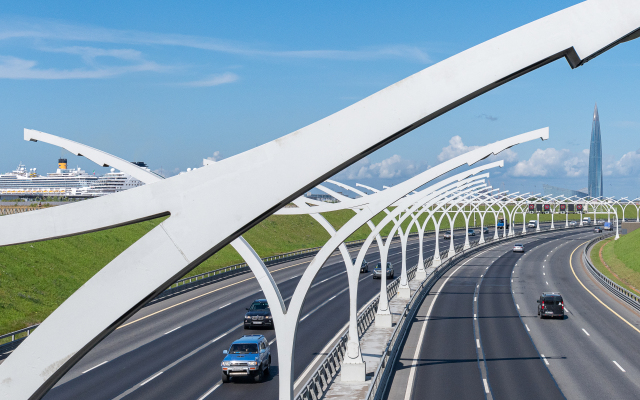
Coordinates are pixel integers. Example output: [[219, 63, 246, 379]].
[[474, 313, 477, 320], [403, 254, 477, 400], [543, 272, 545, 275], [546, 281, 549, 285], [582, 328, 590, 336], [486, 266, 489, 270], [476, 339, 481, 349], [516, 304, 520, 310], [541, 354, 550, 365], [269, 338, 277, 345], [197, 381, 222, 400], [511, 279, 513, 283], [164, 326, 181, 335], [474, 297, 477, 302], [219, 302, 232, 309], [512, 271, 514, 274], [525, 324, 530, 332], [82, 361, 108, 374], [141, 371, 163, 386], [481, 274, 483, 277], [483, 378, 490, 394], [613, 361, 626, 372]]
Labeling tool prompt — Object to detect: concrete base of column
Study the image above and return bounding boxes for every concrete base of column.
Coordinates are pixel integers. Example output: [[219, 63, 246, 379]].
[[447, 249, 455, 258], [340, 361, 366, 382], [432, 257, 441, 267], [463, 243, 470, 250], [397, 286, 411, 299], [414, 269, 427, 281], [375, 312, 393, 328]]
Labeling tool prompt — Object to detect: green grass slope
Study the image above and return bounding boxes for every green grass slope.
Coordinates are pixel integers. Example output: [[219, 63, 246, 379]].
[[0, 207, 567, 335]]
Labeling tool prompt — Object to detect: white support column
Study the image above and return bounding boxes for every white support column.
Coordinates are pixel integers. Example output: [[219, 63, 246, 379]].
[[536, 212, 541, 231]]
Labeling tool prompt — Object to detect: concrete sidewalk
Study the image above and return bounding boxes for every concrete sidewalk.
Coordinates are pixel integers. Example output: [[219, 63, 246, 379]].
[[322, 273, 431, 400]]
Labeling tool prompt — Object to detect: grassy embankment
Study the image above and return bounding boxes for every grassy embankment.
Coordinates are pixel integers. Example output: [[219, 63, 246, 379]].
[[0, 205, 590, 337], [589, 228, 640, 294], [0, 208, 474, 336]]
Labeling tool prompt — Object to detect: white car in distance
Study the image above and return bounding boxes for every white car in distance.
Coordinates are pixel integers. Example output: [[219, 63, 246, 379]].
[[513, 243, 525, 253]]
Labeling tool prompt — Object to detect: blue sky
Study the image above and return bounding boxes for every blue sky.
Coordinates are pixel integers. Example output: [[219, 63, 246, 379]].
[[1, 1, 639, 197]]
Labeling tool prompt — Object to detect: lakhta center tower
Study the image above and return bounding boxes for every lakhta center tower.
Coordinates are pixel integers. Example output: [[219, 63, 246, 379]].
[[588, 104, 603, 198]]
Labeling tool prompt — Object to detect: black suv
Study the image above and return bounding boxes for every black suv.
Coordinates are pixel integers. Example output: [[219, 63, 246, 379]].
[[244, 299, 273, 329], [537, 293, 564, 319], [353, 258, 369, 273]]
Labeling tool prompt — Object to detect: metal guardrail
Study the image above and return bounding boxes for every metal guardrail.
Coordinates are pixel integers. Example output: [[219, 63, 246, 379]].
[[583, 234, 640, 311], [295, 261, 423, 400], [0, 325, 39, 357]]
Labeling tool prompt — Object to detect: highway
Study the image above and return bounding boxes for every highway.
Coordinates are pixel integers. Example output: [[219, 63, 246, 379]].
[[41, 227, 480, 400], [387, 227, 640, 400]]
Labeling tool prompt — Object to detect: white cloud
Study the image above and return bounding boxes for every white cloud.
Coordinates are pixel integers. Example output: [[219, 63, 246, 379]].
[[605, 149, 640, 176], [437, 135, 517, 163], [0, 18, 430, 63], [206, 151, 224, 161], [0, 46, 163, 79], [510, 148, 589, 177], [181, 72, 239, 87], [337, 155, 427, 180]]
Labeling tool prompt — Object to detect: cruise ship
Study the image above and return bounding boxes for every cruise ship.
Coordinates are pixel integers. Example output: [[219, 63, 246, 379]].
[[0, 159, 145, 198]]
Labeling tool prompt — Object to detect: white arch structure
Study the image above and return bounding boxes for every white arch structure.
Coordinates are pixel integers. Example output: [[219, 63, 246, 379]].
[[1, 2, 639, 399]]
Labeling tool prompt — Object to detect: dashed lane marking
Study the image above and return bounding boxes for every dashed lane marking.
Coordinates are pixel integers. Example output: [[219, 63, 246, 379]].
[[82, 361, 108, 374], [141, 372, 162, 386], [613, 361, 626, 372], [483, 378, 490, 394], [476, 339, 481, 349], [525, 324, 530, 332], [582, 328, 590, 336], [541, 354, 550, 365], [164, 326, 181, 335]]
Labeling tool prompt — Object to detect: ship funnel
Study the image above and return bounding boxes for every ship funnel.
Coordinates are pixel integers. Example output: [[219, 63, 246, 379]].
[[58, 158, 67, 170]]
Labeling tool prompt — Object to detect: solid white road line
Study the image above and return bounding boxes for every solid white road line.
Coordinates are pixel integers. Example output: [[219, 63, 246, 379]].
[[164, 326, 181, 335], [197, 381, 222, 400], [613, 361, 626, 372], [82, 361, 108, 374], [483, 378, 490, 394], [141, 372, 163, 386], [219, 303, 232, 309], [582, 328, 590, 336], [541, 354, 550, 365], [476, 339, 481, 349], [525, 324, 530, 332], [403, 252, 479, 400]]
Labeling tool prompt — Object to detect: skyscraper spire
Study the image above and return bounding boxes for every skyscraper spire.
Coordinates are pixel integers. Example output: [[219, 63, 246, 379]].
[[588, 103, 603, 198]]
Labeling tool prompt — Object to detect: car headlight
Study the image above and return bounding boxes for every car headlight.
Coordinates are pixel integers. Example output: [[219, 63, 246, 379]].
[[222, 361, 231, 366], [247, 361, 258, 366], [265, 316, 271, 319]]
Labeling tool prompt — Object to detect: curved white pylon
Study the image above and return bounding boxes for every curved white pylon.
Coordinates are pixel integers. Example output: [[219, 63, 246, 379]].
[[2, 0, 639, 397]]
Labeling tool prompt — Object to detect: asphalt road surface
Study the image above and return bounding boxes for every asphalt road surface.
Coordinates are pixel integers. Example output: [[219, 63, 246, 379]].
[[41, 227, 482, 400], [387, 226, 640, 400]]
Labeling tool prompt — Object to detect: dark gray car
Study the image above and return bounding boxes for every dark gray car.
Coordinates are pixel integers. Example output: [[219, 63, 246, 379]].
[[353, 258, 369, 273], [537, 293, 564, 319], [373, 262, 394, 279]]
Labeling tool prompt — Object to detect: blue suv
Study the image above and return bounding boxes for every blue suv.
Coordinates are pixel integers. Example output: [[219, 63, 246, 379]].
[[221, 334, 271, 383]]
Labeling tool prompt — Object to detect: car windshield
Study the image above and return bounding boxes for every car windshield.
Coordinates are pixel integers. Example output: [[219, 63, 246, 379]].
[[229, 343, 259, 354], [374, 263, 391, 269], [249, 302, 269, 311], [515, 244, 523, 247]]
